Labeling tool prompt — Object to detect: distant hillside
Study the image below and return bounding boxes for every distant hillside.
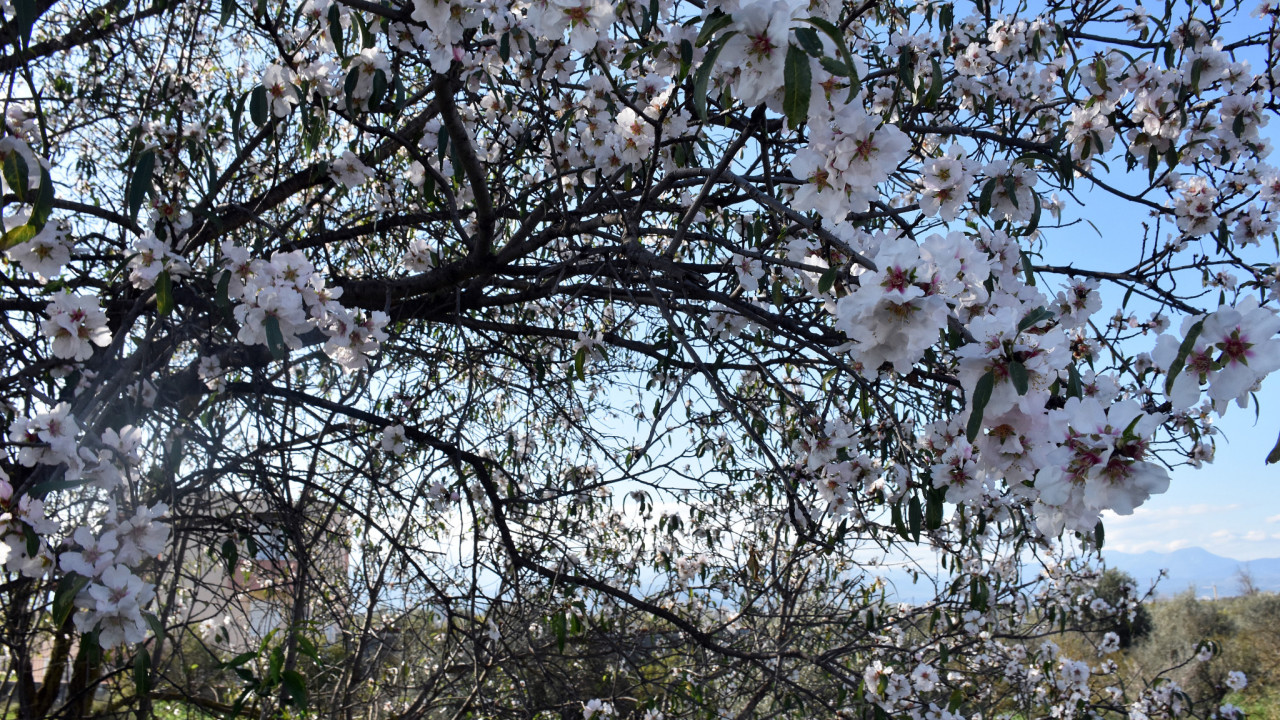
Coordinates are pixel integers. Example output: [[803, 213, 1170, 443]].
[[1103, 547, 1280, 598]]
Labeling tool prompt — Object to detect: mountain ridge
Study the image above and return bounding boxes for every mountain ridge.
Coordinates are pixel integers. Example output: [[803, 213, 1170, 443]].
[[1102, 547, 1280, 597]]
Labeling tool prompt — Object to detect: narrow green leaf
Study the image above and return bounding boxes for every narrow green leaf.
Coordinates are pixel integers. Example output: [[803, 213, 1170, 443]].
[[216, 270, 232, 316], [794, 27, 823, 56], [925, 57, 944, 107], [220, 0, 235, 25], [1009, 360, 1029, 395], [1266, 429, 1280, 464], [574, 347, 586, 381], [134, 647, 152, 696], [965, 371, 996, 442], [328, 4, 345, 57], [908, 494, 923, 542], [128, 150, 156, 224], [1025, 190, 1042, 234], [221, 538, 239, 576], [818, 266, 837, 294], [1164, 318, 1205, 395], [1002, 175, 1020, 208], [281, 669, 308, 707], [1093, 519, 1105, 549], [13, 0, 37, 51], [264, 316, 288, 359], [802, 17, 860, 101], [3, 150, 30, 201], [978, 177, 996, 216], [552, 612, 567, 652], [29, 166, 54, 228], [52, 573, 90, 626], [693, 37, 727, 122], [144, 613, 166, 641], [696, 10, 734, 47], [1067, 363, 1084, 399], [1, 224, 36, 251], [219, 651, 258, 669], [370, 69, 388, 109], [155, 270, 174, 316], [891, 501, 910, 540], [249, 86, 268, 126], [783, 44, 812, 129], [925, 487, 944, 529], [1016, 306, 1053, 333], [819, 56, 849, 76]]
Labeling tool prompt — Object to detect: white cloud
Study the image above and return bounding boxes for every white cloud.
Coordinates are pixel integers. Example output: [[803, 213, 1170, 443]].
[[1111, 538, 1191, 554], [1267, 514, 1280, 524], [1126, 503, 1242, 520]]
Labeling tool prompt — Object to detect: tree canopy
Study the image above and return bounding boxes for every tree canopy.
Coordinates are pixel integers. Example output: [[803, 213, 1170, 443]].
[[0, 0, 1277, 716]]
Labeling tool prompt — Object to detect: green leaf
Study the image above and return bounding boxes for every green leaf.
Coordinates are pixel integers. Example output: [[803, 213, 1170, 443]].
[[551, 612, 567, 652], [783, 44, 812, 129], [220, 0, 235, 25], [155, 270, 174, 316], [1002, 175, 1020, 208], [908, 494, 923, 542], [134, 647, 152, 696], [1266, 429, 1280, 464], [52, 573, 90, 627], [819, 56, 849, 76], [891, 501, 910, 540], [220, 537, 240, 576], [948, 689, 964, 713], [128, 149, 157, 225], [802, 17, 860, 102], [978, 177, 996, 216], [328, 4, 345, 57], [297, 635, 319, 661], [264, 316, 288, 359], [3, 149, 30, 202], [249, 85, 268, 126], [965, 371, 995, 442], [1020, 251, 1036, 286], [144, 613, 166, 641], [696, 10, 734, 47], [925, 487, 944, 529], [1025, 190, 1042, 235], [794, 27, 823, 56], [220, 651, 258, 669], [216, 269, 233, 316], [1067, 363, 1084, 399], [1009, 360, 1029, 395], [1164, 318, 1204, 395], [574, 347, 586, 381], [29, 166, 54, 229], [818, 266, 837, 294], [282, 669, 308, 707], [369, 69, 388, 109], [1093, 519, 1105, 549], [1016, 306, 1054, 333], [1, 224, 36, 251], [925, 57, 944, 107], [13, 0, 37, 51], [692, 37, 727, 122]]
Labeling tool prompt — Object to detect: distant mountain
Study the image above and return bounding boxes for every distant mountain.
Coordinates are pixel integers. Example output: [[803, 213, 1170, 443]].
[[1102, 547, 1280, 598]]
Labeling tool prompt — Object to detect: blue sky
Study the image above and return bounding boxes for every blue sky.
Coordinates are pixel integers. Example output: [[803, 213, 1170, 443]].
[[1043, 164, 1280, 562]]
